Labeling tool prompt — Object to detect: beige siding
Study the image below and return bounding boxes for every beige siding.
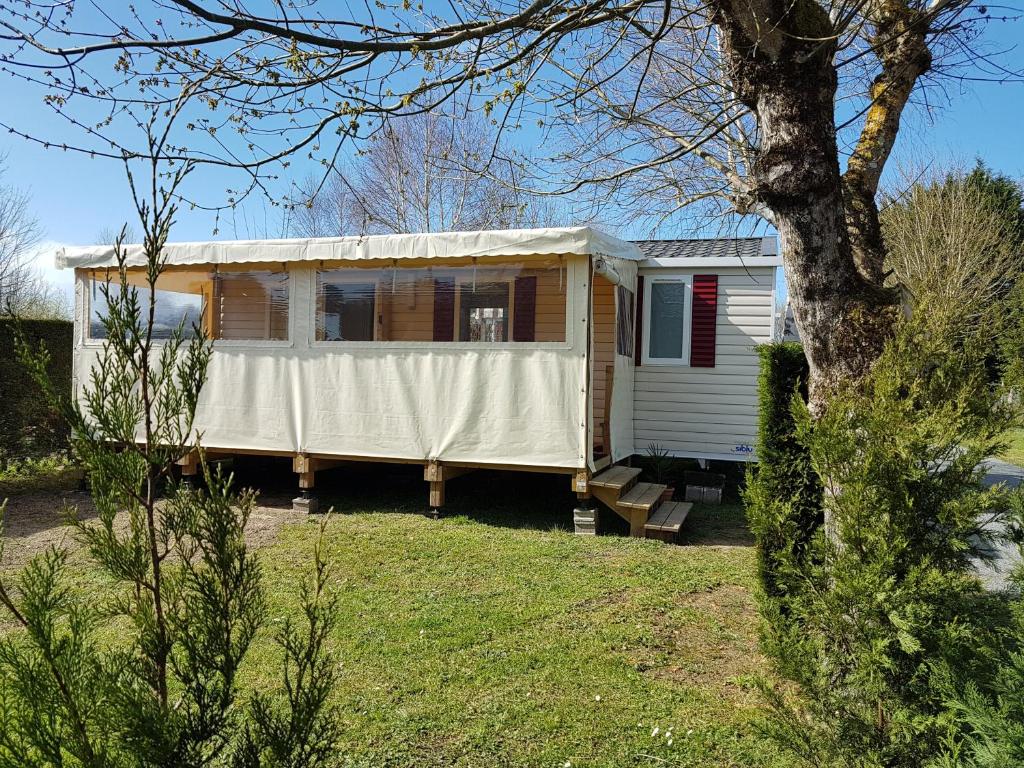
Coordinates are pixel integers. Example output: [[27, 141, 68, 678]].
[[633, 266, 775, 460], [531, 267, 568, 342], [385, 276, 436, 341], [591, 275, 616, 452]]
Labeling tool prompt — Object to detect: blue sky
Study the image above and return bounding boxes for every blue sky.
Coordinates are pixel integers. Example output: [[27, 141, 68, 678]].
[[3, 12, 1022, 302]]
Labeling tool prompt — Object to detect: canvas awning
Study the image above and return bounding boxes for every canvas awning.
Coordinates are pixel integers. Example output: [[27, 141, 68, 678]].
[[56, 226, 644, 269]]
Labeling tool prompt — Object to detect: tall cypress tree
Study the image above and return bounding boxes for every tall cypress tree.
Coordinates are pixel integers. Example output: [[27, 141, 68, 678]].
[[0, 159, 340, 767]]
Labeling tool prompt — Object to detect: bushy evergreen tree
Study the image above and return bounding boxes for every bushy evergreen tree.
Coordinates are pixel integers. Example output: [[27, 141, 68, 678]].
[[749, 307, 1022, 767], [963, 162, 1024, 247], [933, 497, 1024, 768], [0, 162, 339, 767]]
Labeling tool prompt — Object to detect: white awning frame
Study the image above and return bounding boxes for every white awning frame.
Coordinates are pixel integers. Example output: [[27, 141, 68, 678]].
[[57, 226, 644, 270]]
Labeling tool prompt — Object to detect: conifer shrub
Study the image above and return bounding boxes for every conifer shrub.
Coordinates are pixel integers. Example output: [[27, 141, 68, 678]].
[[745, 343, 823, 679], [749, 312, 1021, 767], [747, 343, 821, 591], [934, 504, 1024, 768], [0, 318, 72, 462], [0, 165, 340, 767]]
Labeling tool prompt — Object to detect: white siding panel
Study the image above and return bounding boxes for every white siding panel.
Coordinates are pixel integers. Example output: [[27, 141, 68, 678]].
[[720, 295, 773, 306], [639, 363, 759, 377], [635, 380, 757, 396], [637, 410, 756, 425], [635, 392, 759, 407], [633, 265, 773, 460]]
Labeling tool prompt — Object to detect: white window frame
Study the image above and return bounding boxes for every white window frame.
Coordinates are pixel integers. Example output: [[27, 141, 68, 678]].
[[641, 274, 692, 367]]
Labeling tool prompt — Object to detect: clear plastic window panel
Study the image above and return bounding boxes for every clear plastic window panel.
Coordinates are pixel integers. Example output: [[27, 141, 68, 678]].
[[213, 270, 289, 341], [460, 282, 509, 342], [88, 268, 289, 341], [316, 259, 567, 343], [615, 285, 635, 357]]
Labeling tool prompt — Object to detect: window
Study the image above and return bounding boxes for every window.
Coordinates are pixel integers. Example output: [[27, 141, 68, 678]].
[[316, 271, 377, 341], [313, 259, 567, 344], [459, 281, 509, 342], [89, 273, 205, 340], [88, 267, 290, 342], [213, 270, 289, 341], [643, 276, 690, 364]]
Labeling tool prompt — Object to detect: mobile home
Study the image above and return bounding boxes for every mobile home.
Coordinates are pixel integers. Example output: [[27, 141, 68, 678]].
[[59, 227, 780, 538]]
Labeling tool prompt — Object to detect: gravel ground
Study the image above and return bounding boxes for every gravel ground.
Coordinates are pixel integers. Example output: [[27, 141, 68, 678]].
[[1, 487, 306, 572], [977, 458, 1024, 591]]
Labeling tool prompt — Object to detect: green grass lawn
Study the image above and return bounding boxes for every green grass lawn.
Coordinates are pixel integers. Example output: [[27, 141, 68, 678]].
[[1001, 428, 1024, 466], [2, 462, 789, 767]]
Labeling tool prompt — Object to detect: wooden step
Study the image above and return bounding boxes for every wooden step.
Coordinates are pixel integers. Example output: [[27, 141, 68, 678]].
[[589, 465, 641, 491], [644, 501, 692, 542], [617, 482, 666, 511]]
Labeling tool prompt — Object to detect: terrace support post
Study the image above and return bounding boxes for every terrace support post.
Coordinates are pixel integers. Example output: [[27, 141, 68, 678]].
[[572, 469, 597, 536], [177, 449, 199, 489], [292, 454, 320, 514], [424, 461, 475, 519], [425, 460, 445, 519]]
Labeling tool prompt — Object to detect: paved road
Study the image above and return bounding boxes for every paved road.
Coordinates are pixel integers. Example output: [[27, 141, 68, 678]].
[[977, 459, 1024, 591]]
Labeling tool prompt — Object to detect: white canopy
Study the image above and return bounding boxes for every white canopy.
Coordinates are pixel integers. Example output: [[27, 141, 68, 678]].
[[57, 225, 644, 269]]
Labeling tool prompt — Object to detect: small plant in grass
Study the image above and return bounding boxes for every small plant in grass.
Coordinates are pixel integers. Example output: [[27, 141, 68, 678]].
[[0, 141, 340, 767]]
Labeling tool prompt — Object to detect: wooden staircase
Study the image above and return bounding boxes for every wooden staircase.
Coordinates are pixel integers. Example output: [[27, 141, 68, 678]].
[[588, 465, 692, 540]]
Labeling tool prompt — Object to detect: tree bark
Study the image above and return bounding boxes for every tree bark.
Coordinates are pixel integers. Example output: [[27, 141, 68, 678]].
[[714, 0, 902, 412], [842, 3, 933, 285]]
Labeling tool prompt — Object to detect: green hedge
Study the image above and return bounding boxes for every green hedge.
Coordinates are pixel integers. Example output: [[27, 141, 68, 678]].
[[745, 342, 822, 600], [0, 318, 73, 459]]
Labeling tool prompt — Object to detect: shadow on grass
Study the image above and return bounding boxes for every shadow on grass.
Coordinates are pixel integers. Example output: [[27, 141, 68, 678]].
[[682, 503, 755, 547], [2, 454, 757, 547], [230, 456, 756, 544], [231, 456, 579, 532], [0, 465, 83, 498]]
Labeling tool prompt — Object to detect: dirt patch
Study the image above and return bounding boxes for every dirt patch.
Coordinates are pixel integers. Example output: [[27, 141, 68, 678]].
[[0, 489, 92, 571], [244, 493, 307, 549], [573, 586, 632, 612], [642, 584, 765, 702], [1, 489, 307, 572]]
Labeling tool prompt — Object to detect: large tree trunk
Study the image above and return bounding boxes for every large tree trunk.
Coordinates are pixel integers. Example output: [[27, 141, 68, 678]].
[[843, 7, 933, 286], [714, 0, 901, 412]]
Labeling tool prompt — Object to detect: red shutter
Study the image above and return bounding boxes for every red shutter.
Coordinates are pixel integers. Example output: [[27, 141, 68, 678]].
[[512, 275, 537, 342], [432, 278, 455, 341], [634, 275, 645, 366], [690, 274, 718, 367]]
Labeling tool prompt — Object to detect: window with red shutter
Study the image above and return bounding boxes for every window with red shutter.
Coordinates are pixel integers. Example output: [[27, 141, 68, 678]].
[[640, 273, 718, 367], [689, 274, 718, 367]]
